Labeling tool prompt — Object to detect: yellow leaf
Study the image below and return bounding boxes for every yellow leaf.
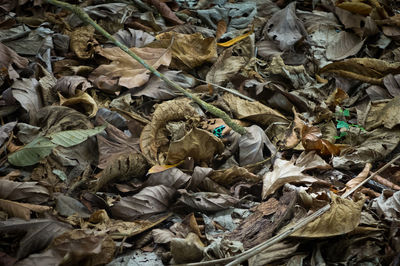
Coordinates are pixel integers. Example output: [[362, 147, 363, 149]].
[[147, 161, 183, 174], [217, 26, 254, 47]]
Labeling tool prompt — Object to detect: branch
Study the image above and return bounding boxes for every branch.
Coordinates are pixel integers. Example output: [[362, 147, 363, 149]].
[[44, 0, 247, 135]]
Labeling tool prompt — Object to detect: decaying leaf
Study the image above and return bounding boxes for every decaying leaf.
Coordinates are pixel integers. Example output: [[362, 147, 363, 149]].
[[170, 232, 205, 264], [0, 179, 49, 204], [59, 91, 98, 118], [176, 189, 239, 212]]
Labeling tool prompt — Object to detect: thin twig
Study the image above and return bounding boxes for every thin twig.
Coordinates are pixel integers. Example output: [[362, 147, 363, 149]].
[[44, 0, 247, 135]]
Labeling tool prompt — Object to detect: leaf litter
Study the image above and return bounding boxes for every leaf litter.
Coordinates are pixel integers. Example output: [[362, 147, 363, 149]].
[[0, 0, 400, 265]]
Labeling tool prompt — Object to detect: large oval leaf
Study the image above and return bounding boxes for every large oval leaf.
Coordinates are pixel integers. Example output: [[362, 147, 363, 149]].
[[8, 136, 56, 166]]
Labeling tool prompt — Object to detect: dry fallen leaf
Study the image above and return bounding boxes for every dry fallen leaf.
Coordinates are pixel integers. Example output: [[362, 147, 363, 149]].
[[90, 46, 171, 90]]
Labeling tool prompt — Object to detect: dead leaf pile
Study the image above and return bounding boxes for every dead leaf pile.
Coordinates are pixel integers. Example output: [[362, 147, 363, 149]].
[[0, 0, 400, 265]]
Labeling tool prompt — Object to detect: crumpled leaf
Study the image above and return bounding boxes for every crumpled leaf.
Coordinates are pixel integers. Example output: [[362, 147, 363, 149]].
[[333, 128, 400, 170], [264, 2, 307, 51], [132, 68, 195, 100], [0, 218, 72, 259], [197, 3, 256, 34], [176, 189, 239, 212], [16, 229, 115, 266], [383, 74, 400, 97], [372, 190, 400, 220], [0, 179, 49, 204], [53, 76, 92, 97], [366, 97, 400, 129], [0, 42, 28, 80], [11, 78, 43, 122], [288, 193, 365, 237], [166, 127, 224, 164], [147, 32, 217, 71], [262, 159, 318, 199], [113, 28, 155, 48], [89, 46, 171, 90], [337, 1, 373, 16], [145, 167, 191, 189], [239, 125, 276, 166], [66, 25, 97, 59], [0, 121, 17, 147], [111, 185, 175, 220], [59, 91, 98, 118], [302, 124, 341, 156], [320, 58, 400, 85], [170, 232, 204, 264], [140, 98, 200, 164], [208, 165, 260, 186]]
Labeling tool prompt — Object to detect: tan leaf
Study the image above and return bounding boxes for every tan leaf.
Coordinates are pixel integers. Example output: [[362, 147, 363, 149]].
[[216, 20, 227, 40], [320, 58, 400, 85], [342, 163, 372, 195], [59, 91, 98, 118], [208, 165, 260, 186], [301, 124, 341, 156], [166, 127, 224, 164], [222, 93, 288, 127], [288, 193, 365, 237], [90, 46, 171, 89], [337, 2, 373, 16], [148, 32, 217, 70], [67, 25, 97, 60], [0, 199, 51, 220]]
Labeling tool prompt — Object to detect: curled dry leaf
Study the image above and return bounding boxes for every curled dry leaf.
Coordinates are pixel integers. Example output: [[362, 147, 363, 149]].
[[342, 163, 372, 195], [262, 159, 318, 199], [170, 232, 205, 264], [0, 199, 51, 220], [301, 124, 341, 156], [166, 127, 224, 164], [208, 165, 260, 186], [58, 91, 98, 118], [54, 76, 92, 97], [140, 98, 200, 165], [89, 46, 171, 90], [372, 190, 400, 220], [67, 25, 97, 60]]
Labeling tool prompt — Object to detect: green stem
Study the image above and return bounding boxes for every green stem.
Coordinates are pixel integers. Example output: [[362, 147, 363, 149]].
[[45, 0, 247, 135]]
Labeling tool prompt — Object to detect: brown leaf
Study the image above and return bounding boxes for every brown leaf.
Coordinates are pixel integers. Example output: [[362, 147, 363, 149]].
[[320, 58, 400, 85], [89, 46, 171, 90], [148, 32, 217, 71], [58, 91, 98, 118], [54, 76, 92, 97], [301, 124, 341, 156], [0, 199, 51, 220], [342, 163, 372, 195], [0, 179, 49, 204], [326, 31, 364, 61], [221, 93, 288, 127], [287, 193, 365, 237], [66, 25, 97, 59], [0, 218, 72, 259], [176, 189, 239, 212], [216, 20, 227, 40], [166, 127, 224, 164], [170, 233, 204, 264], [0, 42, 28, 80], [111, 185, 176, 220], [336, 2, 373, 16], [11, 78, 43, 122], [145, 0, 184, 25]]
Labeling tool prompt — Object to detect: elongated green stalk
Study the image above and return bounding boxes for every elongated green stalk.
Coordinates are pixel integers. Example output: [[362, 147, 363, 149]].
[[45, 0, 247, 135]]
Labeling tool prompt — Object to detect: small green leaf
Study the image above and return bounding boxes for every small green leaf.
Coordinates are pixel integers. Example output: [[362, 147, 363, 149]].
[[8, 136, 56, 166], [336, 120, 350, 129], [334, 131, 347, 139], [49, 124, 107, 148], [343, 109, 350, 117], [52, 169, 67, 181]]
